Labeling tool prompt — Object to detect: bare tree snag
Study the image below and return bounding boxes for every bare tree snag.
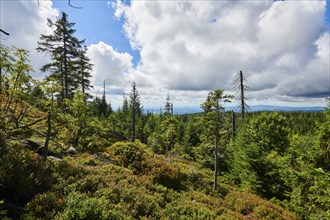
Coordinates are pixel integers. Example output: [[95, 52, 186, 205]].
[[233, 70, 250, 119]]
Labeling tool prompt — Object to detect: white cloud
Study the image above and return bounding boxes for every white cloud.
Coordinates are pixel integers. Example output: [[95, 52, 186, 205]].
[[278, 33, 330, 98], [87, 41, 133, 87], [86, 41, 155, 101], [1, 0, 328, 108], [0, 0, 58, 77], [114, 0, 329, 106]]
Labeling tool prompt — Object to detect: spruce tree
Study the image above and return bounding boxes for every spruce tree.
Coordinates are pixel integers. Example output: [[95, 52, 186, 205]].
[[122, 95, 129, 113], [201, 89, 233, 190], [98, 80, 112, 117], [129, 82, 142, 142], [74, 45, 93, 97], [164, 93, 173, 116], [37, 12, 84, 103]]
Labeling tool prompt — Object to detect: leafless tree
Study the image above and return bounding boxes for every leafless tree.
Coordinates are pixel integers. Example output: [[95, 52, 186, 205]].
[[233, 70, 250, 118]]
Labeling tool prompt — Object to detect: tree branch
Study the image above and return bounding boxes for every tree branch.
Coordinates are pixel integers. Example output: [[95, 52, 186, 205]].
[[0, 29, 9, 36], [69, 0, 82, 9], [37, 0, 82, 9]]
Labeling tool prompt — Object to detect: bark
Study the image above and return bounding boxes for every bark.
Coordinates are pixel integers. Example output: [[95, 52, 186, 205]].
[[240, 70, 245, 118], [232, 111, 236, 138], [44, 112, 51, 158], [63, 36, 69, 99], [214, 121, 219, 190], [131, 107, 136, 142]]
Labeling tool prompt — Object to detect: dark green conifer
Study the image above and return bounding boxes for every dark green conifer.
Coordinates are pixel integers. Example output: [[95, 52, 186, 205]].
[[74, 45, 93, 97], [164, 93, 173, 116], [37, 12, 86, 103], [129, 82, 142, 142], [201, 89, 233, 190]]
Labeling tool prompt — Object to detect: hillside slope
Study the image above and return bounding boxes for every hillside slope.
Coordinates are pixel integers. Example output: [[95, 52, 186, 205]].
[[2, 95, 329, 219], [1, 138, 298, 219]]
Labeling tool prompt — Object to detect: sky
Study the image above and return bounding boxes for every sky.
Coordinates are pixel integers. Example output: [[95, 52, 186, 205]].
[[0, 0, 329, 109]]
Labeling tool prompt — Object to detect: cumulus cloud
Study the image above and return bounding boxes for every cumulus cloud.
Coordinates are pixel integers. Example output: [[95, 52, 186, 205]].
[[87, 41, 133, 87], [86, 41, 156, 102], [1, 0, 328, 108], [114, 0, 329, 106], [0, 0, 58, 77], [278, 33, 330, 98]]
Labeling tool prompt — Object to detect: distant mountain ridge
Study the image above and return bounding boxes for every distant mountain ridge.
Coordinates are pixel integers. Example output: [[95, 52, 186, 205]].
[[144, 105, 325, 115]]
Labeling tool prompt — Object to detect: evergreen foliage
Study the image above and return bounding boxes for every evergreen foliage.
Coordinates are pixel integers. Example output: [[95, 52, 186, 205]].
[[0, 11, 328, 219], [164, 93, 173, 116], [74, 45, 93, 97], [201, 89, 233, 189], [230, 112, 290, 198], [129, 82, 142, 142], [37, 12, 91, 103]]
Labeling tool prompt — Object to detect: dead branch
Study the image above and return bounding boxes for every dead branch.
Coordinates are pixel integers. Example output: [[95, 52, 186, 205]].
[[37, 0, 82, 9], [0, 29, 10, 35]]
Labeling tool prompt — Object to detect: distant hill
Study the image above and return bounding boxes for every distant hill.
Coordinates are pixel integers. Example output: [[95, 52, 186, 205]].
[[144, 105, 325, 115], [227, 105, 325, 113]]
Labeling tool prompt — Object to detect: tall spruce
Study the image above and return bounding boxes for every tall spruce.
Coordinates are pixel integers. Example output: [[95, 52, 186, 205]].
[[164, 93, 173, 116], [233, 70, 249, 118], [122, 95, 129, 113], [201, 89, 233, 190], [75, 45, 93, 96], [37, 12, 84, 103], [129, 82, 142, 142], [99, 80, 112, 117]]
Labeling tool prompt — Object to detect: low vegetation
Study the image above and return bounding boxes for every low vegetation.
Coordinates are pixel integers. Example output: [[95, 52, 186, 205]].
[[1, 12, 329, 219]]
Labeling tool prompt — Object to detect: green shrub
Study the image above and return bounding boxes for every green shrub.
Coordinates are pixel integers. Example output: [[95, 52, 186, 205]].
[[77, 153, 100, 166], [55, 192, 125, 220], [223, 191, 297, 219], [0, 142, 51, 205], [23, 192, 64, 220], [163, 198, 217, 220], [106, 141, 149, 173], [51, 156, 86, 180], [142, 157, 185, 190]]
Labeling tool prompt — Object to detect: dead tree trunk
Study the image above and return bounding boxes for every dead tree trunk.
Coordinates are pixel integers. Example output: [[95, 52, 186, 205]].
[[239, 71, 245, 118], [44, 112, 51, 158], [231, 111, 236, 138], [233, 70, 249, 119], [214, 121, 220, 190]]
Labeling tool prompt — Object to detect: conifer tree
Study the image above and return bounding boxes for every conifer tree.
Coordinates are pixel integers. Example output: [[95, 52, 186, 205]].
[[201, 89, 233, 190], [116, 95, 130, 139], [129, 82, 142, 142], [74, 45, 93, 97], [37, 12, 84, 102], [98, 80, 112, 117], [164, 93, 173, 116], [122, 95, 129, 113]]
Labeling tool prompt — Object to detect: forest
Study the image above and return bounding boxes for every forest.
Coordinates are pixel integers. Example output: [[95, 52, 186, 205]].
[[1, 12, 329, 220]]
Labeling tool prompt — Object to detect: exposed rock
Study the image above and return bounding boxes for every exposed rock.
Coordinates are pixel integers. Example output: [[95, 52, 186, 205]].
[[48, 156, 62, 161], [67, 146, 77, 155], [92, 152, 114, 164]]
